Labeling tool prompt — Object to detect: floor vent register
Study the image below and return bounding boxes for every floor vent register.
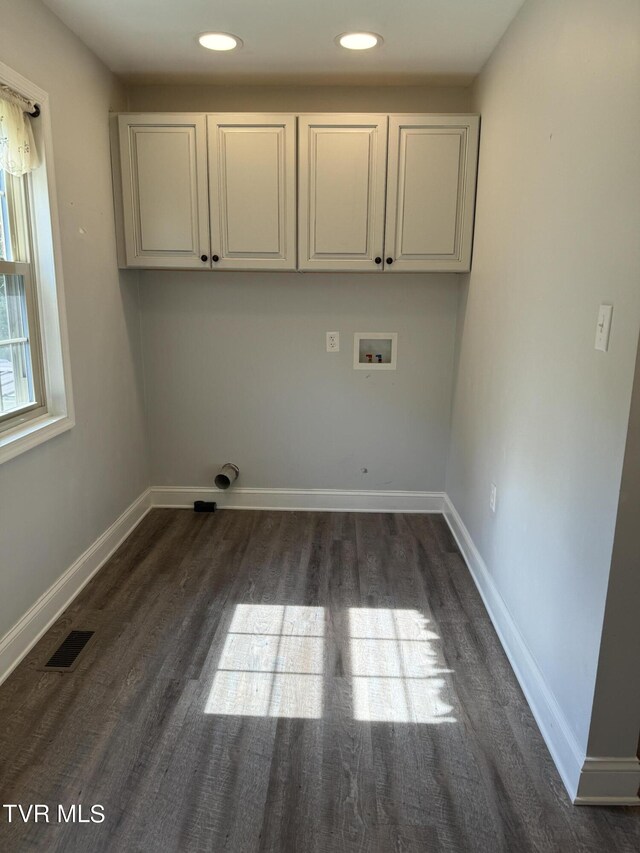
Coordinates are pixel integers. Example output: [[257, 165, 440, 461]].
[[41, 630, 95, 672]]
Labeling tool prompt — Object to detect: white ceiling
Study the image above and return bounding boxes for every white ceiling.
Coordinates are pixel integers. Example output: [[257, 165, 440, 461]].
[[42, 0, 525, 85]]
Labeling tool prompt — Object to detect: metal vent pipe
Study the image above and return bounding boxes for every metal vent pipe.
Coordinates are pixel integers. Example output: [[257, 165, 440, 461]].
[[215, 463, 239, 490]]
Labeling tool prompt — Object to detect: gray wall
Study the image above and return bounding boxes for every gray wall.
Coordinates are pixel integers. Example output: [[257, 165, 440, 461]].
[[446, 0, 640, 756], [0, 0, 148, 640], [141, 273, 458, 490], [133, 84, 469, 492], [126, 84, 472, 114]]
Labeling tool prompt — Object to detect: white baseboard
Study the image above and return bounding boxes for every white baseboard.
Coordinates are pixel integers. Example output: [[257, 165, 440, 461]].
[[442, 495, 586, 803], [574, 757, 640, 805], [150, 486, 445, 514], [0, 489, 152, 687]]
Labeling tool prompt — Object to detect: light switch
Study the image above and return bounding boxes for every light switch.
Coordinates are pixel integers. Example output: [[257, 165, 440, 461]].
[[595, 305, 613, 352]]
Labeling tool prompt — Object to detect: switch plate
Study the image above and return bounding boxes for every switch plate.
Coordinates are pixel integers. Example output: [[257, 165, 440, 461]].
[[595, 305, 613, 352], [326, 332, 339, 352], [489, 483, 497, 514]]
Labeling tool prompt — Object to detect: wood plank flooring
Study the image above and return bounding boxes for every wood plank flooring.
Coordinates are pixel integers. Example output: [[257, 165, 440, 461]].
[[0, 509, 638, 852]]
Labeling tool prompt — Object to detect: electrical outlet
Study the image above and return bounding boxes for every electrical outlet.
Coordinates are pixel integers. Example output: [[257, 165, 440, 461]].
[[326, 332, 339, 352], [489, 483, 497, 513]]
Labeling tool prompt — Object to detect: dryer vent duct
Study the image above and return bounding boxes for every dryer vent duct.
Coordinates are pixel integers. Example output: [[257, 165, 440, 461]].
[[215, 463, 239, 490]]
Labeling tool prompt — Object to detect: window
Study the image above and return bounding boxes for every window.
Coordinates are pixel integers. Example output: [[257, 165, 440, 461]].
[[0, 167, 46, 429], [0, 61, 74, 465]]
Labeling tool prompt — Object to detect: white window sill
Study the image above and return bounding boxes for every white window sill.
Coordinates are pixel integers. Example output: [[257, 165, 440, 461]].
[[0, 412, 74, 466]]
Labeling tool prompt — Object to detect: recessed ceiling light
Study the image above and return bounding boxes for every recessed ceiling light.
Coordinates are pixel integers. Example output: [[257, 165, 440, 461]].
[[336, 32, 382, 51], [198, 32, 242, 51]]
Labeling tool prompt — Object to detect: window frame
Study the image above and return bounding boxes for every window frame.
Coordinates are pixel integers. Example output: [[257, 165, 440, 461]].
[[0, 60, 74, 465], [0, 170, 48, 431]]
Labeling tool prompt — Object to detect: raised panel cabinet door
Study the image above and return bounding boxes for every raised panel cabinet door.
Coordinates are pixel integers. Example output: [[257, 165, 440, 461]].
[[208, 115, 296, 270], [384, 115, 480, 272], [298, 116, 388, 271], [118, 114, 210, 268]]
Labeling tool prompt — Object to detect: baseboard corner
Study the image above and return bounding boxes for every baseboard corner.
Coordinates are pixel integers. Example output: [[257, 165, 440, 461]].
[[574, 757, 640, 805], [442, 493, 585, 803], [0, 488, 152, 687]]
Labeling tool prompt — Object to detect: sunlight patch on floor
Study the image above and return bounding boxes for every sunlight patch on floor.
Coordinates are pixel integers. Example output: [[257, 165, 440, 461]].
[[205, 604, 324, 718], [205, 604, 456, 723], [349, 608, 456, 723]]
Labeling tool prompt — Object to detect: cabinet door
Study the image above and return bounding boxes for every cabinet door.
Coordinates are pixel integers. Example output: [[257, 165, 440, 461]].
[[298, 116, 387, 271], [118, 114, 210, 268], [384, 115, 479, 272], [208, 115, 296, 270]]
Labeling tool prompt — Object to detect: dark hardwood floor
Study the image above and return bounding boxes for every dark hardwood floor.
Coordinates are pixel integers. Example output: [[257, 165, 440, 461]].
[[0, 509, 638, 852]]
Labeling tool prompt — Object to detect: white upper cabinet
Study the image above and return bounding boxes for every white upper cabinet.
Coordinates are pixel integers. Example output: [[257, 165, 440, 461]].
[[207, 115, 296, 270], [117, 114, 210, 268], [113, 111, 479, 273], [384, 115, 479, 272], [298, 116, 388, 271]]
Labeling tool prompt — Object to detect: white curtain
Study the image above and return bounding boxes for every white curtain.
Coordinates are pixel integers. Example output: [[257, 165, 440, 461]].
[[0, 97, 39, 176]]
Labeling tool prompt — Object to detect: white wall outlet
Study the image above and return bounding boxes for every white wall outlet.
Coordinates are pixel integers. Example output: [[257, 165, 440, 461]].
[[326, 332, 339, 352], [595, 304, 613, 352], [489, 482, 497, 513]]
